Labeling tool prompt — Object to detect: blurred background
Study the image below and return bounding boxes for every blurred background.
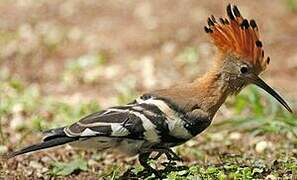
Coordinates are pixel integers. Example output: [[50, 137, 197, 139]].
[[0, 0, 297, 179]]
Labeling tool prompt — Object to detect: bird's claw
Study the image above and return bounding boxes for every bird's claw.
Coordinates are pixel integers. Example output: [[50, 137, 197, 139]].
[[161, 161, 177, 167], [151, 148, 183, 162], [138, 148, 183, 179], [152, 152, 163, 160], [165, 152, 183, 162], [138, 167, 162, 179], [162, 148, 183, 162]]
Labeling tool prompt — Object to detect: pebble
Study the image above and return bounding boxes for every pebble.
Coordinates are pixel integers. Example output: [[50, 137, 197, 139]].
[[186, 140, 197, 147], [104, 65, 120, 79], [161, 41, 176, 55], [88, 159, 98, 166], [0, 145, 8, 154], [210, 132, 224, 141], [29, 161, 43, 170], [10, 114, 25, 130], [255, 141, 268, 153], [12, 103, 24, 113], [41, 156, 51, 163], [229, 132, 242, 140], [265, 174, 277, 180]]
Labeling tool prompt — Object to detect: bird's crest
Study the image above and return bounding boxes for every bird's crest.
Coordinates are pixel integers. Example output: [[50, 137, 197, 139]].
[[205, 4, 270, 73]]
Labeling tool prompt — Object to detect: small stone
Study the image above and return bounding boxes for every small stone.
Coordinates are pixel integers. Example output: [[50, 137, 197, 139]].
[[255, 141, 268, 153], [229, 132, 241, 140], [10, 114, 25, 130], [83, 67, 101, 83], [186, 140, 197, 147], [41, 156, 51, 163], [41, 167, 48, 173], [36, 172, 43, 178], [12, 104, 24, 113], [29, 161, 43, 170], [88, 159, 98, 166], [210, 132, 224, 141], [104, 65, 120, 79], [265, 174, 277, 180], [0, 145, 8, 154], [24, 169, 33, 176], [36, 167, 48, 178], [161, 41, 176, 55]]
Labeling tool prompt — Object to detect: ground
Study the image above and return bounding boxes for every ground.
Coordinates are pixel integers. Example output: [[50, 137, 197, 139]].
[[0, 0, 297, 179]]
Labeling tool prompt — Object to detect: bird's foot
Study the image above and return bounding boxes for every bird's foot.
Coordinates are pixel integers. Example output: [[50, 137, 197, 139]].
[[165, 150, 183, 162], [138, 152, 162, 179], [139, 167, 162, 179], [138, 148, 183, 178], [152, 148, 183, 162]]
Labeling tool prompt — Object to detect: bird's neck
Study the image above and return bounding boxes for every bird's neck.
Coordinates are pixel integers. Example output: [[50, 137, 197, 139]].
[[191, 69, 236, 117]]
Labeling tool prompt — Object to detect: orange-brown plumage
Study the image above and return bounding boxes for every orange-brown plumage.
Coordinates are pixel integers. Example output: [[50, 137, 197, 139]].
[[205, 4, 269, 74]]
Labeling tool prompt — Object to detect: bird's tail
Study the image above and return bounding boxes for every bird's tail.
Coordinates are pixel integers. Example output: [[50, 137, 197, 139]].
[[2, 127, 78, 159]]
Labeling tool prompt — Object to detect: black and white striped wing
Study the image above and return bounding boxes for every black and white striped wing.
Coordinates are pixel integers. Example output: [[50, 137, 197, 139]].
[[62, 94, 210, 148], [63, 96, 166, 143]]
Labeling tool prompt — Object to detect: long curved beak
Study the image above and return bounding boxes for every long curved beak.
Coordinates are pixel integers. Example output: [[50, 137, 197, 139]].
[[248, 74, 293, 113]]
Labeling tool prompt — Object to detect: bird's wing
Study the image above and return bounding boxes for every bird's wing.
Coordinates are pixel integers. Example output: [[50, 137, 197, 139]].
[[61, 95, 174, 143], [60, 93, 205, 145]]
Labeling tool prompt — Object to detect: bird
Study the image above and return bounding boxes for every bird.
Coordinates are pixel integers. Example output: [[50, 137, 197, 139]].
[[3, 4, 293, 178]]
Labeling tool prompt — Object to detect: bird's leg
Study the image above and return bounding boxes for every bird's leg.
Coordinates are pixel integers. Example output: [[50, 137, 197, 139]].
[[152, 151, 163, 160], [164, 148, 183, 162], [138, 152, 161, 178], [151, 148, 183, 162]]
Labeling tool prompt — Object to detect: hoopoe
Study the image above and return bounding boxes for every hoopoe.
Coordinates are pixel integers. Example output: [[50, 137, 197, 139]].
[[4, 4, 292, 177]]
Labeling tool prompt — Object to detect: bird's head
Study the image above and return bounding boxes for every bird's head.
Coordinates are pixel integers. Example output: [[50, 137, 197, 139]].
[[205, 4, 292, 113]]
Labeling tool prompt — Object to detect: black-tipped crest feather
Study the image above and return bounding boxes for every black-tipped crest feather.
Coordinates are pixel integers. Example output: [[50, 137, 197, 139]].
[[211, 15, 217, 23], [233, 6, 241, 17], [240, 19, 250, 29], [250, 19, 258, 29], [219, 18, 225, 24], [208, 17, 214, 26], [256, 40, 262, 47], [227, 4, 235, 20]]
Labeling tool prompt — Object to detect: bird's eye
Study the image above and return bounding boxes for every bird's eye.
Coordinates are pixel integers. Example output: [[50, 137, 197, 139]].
[[266, 57, 270, 64], [240, 66, 248, 74]]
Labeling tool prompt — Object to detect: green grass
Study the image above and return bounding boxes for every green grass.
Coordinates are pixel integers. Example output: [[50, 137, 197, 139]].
[[287, 0, 297, 12], [49, 157, 88, 176], [120, 157, 297, 179]]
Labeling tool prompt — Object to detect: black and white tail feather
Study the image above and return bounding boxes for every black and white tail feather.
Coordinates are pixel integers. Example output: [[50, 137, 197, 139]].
[[4, 94, 210, 159], [4, 127, 77, 159]]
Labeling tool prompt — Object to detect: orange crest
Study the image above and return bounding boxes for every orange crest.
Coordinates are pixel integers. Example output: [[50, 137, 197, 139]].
[[205, 4, 270, 73]]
